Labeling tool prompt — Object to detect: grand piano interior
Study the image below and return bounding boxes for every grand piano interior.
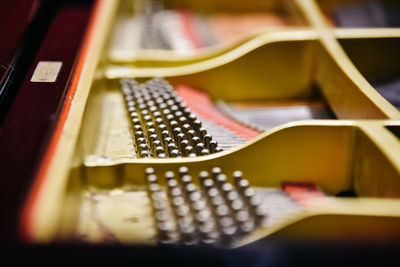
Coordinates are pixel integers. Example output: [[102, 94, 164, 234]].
[[1, 0, 400, 265]]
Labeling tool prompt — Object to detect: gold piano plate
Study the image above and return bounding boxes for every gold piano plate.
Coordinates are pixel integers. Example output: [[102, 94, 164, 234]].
[[21, 0, 400, 248]]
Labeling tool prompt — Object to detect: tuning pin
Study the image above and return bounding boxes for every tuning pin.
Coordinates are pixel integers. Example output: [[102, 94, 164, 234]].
[[132, 118, 141, 126], [129, 112, 138, 119], [202, 179, 214, 191], [178, 102, 187, 111], [173, 94, 182, 102], [248, 195, 262, 213], [173, 127, 181, 140], [159, 125, 168, 135], [140, 150, 150, 158], [233, 171, 243, 187], [242, 188, 256, 203], [175, 205, 190, 218], [171, 196, 185, 208], [163, 136, 173, 148], [199, 128, 207, 140], [237, 179, 250, 194], [209, 141, 217, 153], [147, 174, 158, 185], [221, 183, 233, 197], [167, 179, 178, 189], [171, 106, 180, 114], [145, 167, 155, 176], [152, 139, 162, 148], [220, 225, 237, 244], [193, 120, 202, 131], [230, 199, 244, 214], [165, 171, 175, 182], [226, 191, 240, 204], [141, 109, 150, 117], [183, 108, 191, 116], [199, 171, 209, 184], [204, 134, 212, 148], [155, 117, 163, 126], [133, 125, 142, 133], [178, 166, 189, 178], [170, 121, 178, 131], [216, 174, 227, 188], [152, 197, 166, 211], [182, 124, 191, 134], [143, 114, 152, 122], [155, 146, 165, 157], [179, 117, 188, 127], [155, 210, 169, 222], [181, 175, 192, 186], [167, 100, 175, 107], [198, 222, 214, 242], [176, 133, 185, 148], [180, 225, 197, 245], [240, 220, 255, 234], [149, 106, 158, 114], [138, 142, 148, 150], [163, 109, 171, 117], [127, 100, 135, 107], [216, 205, 230, 218], [210, 196, 225, 209], [170, 187, 183, 198], [147, 100, 155, 107], [143, 94, 151, 102], [170, 149, 179, 158], [168, 143, 176, 155], [165, 114, 174, 124], [194, 209, 210, 224], [207, 187, 219, 199], [188, 113, 197, 123], [191, 136, 201, 147], [149, 134, 158, 144], [148, 128, 156, 136], [254, 205, 267, 225], [189, 191, 202, 203], [184, 183, 196, 196], [215, 147, 223, 153], [135, 131, 144, 140], [201, 149, 210, 156], [148, 183, 161, 194], [187, 130, 195, 143], [125, 95, 134, 102], [136, 137, 146, 145], [175, 111, 183, 118], [180, 140, 189, 155], [157, 221, 175, 244], [184, 146, 194, 157], [138, 103, 146, 110], [195, 143, 204, 155], [236, 209, 250, 223], [212, 167, 222, 181]]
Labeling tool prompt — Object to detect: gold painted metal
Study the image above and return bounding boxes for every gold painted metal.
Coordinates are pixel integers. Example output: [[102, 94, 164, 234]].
[[108, 0, 309, 64], [27, 0, 400, 246]]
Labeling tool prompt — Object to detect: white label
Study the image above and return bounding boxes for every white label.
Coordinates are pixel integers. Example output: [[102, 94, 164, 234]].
[[31, 61, 62, 82]]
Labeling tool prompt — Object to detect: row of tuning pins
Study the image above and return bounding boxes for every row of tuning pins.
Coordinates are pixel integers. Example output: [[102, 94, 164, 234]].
[[121, 78, 222, 158], [145, 166, 267, 246]]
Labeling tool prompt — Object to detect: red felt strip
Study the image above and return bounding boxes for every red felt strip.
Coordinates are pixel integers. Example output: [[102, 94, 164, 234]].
[[176, 84, 260, 140]]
